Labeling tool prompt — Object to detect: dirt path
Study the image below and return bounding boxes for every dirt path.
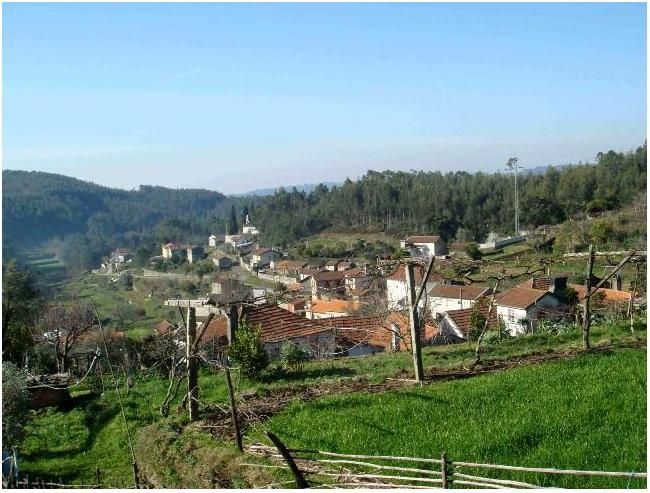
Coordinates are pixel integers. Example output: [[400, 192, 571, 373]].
[[201, 339, 645, 441]]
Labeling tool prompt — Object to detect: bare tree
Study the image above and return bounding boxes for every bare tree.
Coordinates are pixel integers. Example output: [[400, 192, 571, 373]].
[[37, 300, 96, 373]]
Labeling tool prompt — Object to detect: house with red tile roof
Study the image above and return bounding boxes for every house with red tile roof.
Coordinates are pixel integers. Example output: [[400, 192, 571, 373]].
[[161, 242, 181, 259], [270, 259, 308, 275], [310, 270, 348, 299], [567, 284, 636, 304], [400, 235, 447, 257], [306, 299, 363, 319], [251, 247, 281, 269], [385, 265, 449, 310], [495, 286, 561, 335], [316, 313, 440, 356], [240, 304, 336, 359]]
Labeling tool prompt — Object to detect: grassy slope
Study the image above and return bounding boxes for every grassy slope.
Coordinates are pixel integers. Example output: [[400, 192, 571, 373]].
[[64, 273, 175, 340], [18, 321, 645, 486], [253, 348, 647, 489], [21, 247, 66, 290]]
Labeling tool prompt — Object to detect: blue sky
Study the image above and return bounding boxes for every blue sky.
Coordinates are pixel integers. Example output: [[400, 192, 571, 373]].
[[3, 2, 646, 194]]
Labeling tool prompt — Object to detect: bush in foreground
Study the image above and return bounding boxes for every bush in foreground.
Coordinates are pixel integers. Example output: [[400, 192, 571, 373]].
[[227, 319, 269, 380]]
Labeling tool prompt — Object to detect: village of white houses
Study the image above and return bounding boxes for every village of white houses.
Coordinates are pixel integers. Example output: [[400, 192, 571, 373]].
[[2, 2, 647, 490]]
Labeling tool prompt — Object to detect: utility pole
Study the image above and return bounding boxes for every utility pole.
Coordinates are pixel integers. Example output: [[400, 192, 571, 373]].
[[405, 263, 425, 383], [186, 306, 199, 421], [507, 157, 520, 236]]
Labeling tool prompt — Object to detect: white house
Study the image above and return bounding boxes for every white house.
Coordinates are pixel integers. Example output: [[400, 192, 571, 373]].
[[400, 235, 447, 257], [161, 243, 180, 259], [208, 234, 219, 248], [428, 285, 493, 318], [224, 234, 239, 247], [251, 248, 281, 268], [386, 265, 444, 310], [495, 287, 561, 335], [243, 225, 259, 235], [187, 246, 204, 264]]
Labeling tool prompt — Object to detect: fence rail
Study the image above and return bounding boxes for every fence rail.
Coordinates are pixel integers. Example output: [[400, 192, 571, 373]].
[[243, 434, 647, 489]]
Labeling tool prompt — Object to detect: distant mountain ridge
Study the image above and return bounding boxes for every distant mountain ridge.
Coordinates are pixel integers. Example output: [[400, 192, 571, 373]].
[[522, 163, 572, 175], [236, 181, 343, 197]]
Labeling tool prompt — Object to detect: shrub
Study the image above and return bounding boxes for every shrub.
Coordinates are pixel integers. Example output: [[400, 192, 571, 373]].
[[226, 320, 268, 380], [279, 341, 309, 372], [2, 362, 29, 449], [466, 242, 482, 260]]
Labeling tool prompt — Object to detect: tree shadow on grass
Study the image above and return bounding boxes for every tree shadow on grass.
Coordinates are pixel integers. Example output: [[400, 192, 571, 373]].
[[81, 401, 121, 451], [260, 367, 356, 384], [23, 394, 120, 464]]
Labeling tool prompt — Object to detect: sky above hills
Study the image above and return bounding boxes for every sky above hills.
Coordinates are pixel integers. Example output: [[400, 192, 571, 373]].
[[3, 3, 646, 194]]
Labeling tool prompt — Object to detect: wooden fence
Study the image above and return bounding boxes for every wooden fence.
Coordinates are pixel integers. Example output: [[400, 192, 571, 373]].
[[243, 433, 647, 489], [3, 465, 103, 489]]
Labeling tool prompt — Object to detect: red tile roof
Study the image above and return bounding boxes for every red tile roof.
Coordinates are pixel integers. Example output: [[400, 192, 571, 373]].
[[253, 247, 274, 256], [568, 284, 635, 303], [445, 306, 498, 336], [310, 300, 362, 314], [428, 285, 492, 300], [241, 304, 331, 343], [198, 316, 229, 343], [313, 270, 348, 281], [344, 267, 367, 278], [496, 287, 551, 309], [318, 313, 439, 351], [517, 277, 563, 291]]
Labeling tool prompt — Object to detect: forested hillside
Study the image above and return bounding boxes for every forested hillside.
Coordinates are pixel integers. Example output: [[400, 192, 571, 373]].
[[239, 143, 647, 245], [2, 143, 646, 273]]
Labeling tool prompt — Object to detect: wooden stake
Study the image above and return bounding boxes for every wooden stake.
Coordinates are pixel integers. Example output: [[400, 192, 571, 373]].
[[224, 365, 243, 452], [267, 432, 309, 488], [582, 245, 595, 350], [441, 452, 449, 488], [186, 307, 199, 421], [405, 263, 424, 383], [629, 263, 639, 337]]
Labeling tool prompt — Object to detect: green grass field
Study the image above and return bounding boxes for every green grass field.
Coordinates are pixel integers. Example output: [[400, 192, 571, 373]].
[[253, 348, 647, 489], [17, 319, 646, 487], [64, 273, 176, 340]]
